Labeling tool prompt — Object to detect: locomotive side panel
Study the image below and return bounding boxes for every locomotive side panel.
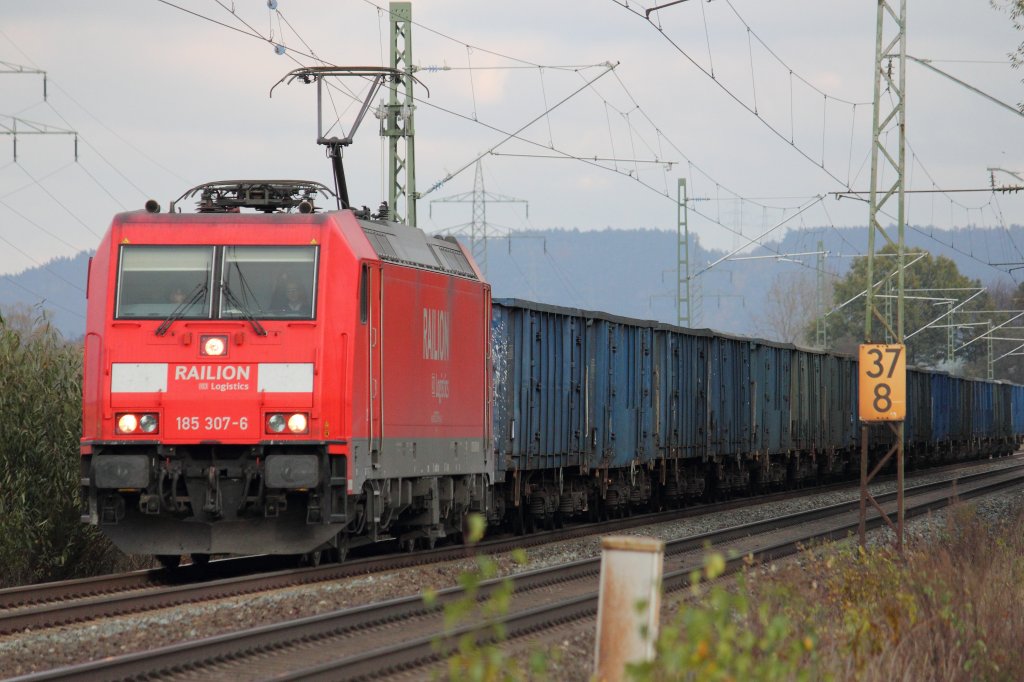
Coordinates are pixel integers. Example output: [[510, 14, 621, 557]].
[[370, 262, 490, 479], [81, 232, 114, 446]]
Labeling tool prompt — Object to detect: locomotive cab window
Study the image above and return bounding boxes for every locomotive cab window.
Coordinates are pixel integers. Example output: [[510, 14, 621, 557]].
[[221, 246, 318, 319], [115, 246, 213, 319]]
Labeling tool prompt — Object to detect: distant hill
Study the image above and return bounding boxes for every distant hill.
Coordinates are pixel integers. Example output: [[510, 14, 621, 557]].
[[1, 252, 90, 340], [3, 225, 1021, 342], [484, 224, 1022, 338]]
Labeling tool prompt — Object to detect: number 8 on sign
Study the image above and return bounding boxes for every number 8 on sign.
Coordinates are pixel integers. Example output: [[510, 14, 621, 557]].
[[858, 343, 906, 421]]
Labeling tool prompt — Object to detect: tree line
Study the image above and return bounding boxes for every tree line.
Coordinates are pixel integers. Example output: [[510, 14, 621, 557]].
[[754, 245, 1024, 381], [0, 306, 135, 587]]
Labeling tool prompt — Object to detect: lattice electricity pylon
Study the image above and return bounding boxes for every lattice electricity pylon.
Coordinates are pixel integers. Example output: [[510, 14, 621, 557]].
[[815, 241, 828, 349], [384, 2, 417, 226], [677, 178, 693, 328], [429, 160, 527, 276], [860, 0, 908, 554]]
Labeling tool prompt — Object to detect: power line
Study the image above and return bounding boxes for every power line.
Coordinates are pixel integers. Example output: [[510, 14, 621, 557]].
[[613, 0, 863, 189], [833, 187, 1024, 197], [421, 63, 621, 196], [14, 163, 101, 238], [154, 0, 819, 264], [1, 274, 85, 320], [1, 30, 189, 197], [153, 0, 293, 53], [0, 225, 85, 292], [0, 197, 86, 252], [908, 55, 1024, 120], [361, 0, 549, 69], [0, 114, 77, 161], [720, 0, 869, 107]]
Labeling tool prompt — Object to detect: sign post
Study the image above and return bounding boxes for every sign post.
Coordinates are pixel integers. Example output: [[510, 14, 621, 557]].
[[858, 344, 906, 422], [858, 343, 906, 551]]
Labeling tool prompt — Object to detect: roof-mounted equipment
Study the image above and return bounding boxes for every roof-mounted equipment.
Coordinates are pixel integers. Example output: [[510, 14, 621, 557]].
[[169, 180, 334, 214], [270, 66, 426, 212]]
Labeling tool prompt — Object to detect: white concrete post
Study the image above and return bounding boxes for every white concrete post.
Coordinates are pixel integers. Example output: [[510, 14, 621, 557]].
[[593, 535, 665, 681]]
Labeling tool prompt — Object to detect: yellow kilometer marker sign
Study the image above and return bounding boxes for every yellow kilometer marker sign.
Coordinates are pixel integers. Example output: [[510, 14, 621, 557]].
[[858, 344, 906, 422]]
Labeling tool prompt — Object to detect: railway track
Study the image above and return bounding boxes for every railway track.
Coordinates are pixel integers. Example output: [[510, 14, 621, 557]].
[[11, 462, 1024, 681], [1, 456, 1016, 637]]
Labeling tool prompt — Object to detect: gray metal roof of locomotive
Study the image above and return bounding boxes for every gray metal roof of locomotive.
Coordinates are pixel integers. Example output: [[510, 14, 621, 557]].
[[357, 218, 479, 280]]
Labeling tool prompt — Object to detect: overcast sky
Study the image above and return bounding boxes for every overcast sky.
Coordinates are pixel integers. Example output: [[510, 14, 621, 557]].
[[2, 0, 1023, 279]]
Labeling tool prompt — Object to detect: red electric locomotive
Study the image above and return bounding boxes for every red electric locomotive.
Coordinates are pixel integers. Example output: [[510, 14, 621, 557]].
[[80, 181, 492, 566]]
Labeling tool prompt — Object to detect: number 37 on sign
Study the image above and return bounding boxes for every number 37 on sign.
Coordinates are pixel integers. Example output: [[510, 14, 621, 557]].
[[858, 344, 906, 422]]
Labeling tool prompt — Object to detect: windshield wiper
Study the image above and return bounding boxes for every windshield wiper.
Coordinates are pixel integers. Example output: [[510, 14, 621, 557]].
[[156, 282, 207, 336], [222, 282, 268, 336]]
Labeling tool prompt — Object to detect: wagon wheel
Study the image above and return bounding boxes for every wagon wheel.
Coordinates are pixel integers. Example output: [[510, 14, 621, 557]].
[[298, 549, 322, 568], [512, 504, 525, 536], [157, 555, 181, 570]]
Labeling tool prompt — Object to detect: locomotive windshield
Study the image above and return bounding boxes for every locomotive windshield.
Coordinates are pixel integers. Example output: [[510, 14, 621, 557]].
[[221, 246, 317, 319], [115, 245, 317, 320], [116, 246, 213, 319]]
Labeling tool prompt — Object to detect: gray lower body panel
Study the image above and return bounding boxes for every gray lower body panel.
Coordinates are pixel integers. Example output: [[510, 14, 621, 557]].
[[101, 510, 338, 555], [349, 436, 492, 490]]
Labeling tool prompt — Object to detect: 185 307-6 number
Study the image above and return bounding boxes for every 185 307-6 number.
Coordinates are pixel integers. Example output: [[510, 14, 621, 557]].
[[176, 416, 249, 431]]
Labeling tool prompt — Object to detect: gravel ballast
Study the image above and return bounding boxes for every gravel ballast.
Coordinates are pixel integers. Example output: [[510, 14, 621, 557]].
[[1, 458, 1021, 679]]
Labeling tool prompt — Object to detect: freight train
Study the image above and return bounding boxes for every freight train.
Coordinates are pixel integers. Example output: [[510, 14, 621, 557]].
[[80, 181, 1024, 567]]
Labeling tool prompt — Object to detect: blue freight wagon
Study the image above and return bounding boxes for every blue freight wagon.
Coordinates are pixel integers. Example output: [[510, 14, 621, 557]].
[[490, 299, 1023, 527]]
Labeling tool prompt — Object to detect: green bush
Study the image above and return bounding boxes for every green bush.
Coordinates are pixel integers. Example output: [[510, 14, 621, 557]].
[[0, 308, 128, 586], [628, 552, 825, 682], [426, 514, 551, 681]]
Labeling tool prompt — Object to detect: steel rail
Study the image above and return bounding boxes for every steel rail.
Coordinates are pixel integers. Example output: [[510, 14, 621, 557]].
[[2, 458, 1018, 636], [14, 466, 1023, 682], [283, 466, 1024, 681], [4, 453, 1011, 616]]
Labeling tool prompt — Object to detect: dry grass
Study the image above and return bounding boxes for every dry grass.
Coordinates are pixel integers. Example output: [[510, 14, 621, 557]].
[[614, 497, 1024, 681], [726, 502, 1024, 681]]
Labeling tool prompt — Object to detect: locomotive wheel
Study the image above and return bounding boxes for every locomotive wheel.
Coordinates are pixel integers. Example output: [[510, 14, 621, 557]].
[[456, 511, 480, 545], [157, 555, 181, 570], [298, 549, 322, 568]]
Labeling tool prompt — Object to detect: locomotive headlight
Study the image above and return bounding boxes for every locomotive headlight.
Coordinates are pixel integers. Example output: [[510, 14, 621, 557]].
[[287, 413, 308, 434], [116, 413, 159, 435], [267, 414, 287, 433], [201, 334, 228, 357], [265, 412, 309, 435], [139, 414, 159, 433], [116, 413, 139, 434]]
